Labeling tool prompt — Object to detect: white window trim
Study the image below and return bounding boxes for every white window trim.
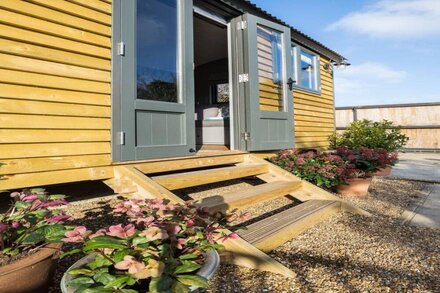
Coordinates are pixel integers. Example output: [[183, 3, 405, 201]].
[[291, 43, 321, 94]]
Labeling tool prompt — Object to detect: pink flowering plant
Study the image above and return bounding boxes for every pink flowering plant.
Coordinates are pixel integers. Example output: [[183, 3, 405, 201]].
[[336, 146, 398, 173], [0, 188, 70, 258], [269, 149, 351, 188], [62, 198, 238, 293]]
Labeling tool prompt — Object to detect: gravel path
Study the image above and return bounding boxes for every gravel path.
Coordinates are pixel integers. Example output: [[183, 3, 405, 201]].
[[49, 178, 440, 292]]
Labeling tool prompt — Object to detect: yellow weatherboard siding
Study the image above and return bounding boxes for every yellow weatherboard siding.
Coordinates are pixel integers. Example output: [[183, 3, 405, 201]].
[[293, 57, 335, 149], [0, 0, 112, 189]]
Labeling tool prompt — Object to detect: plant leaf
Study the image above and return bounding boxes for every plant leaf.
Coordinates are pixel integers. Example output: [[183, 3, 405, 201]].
[[176, 275, 208, 288], [80, 287, 114, 293], [103, 276, 131, 289], [149, 275, 173, 293], [88, 254, 113, 270], [60, 248, 82, 259], [93, 271, 116, 286], [68, 268, 93, 276], [171, 280, 190, 293], [83, 236, 126, 251], [67, 277, 94, 290], [178, 254, 198, 260], [174, 262, 201, 274]]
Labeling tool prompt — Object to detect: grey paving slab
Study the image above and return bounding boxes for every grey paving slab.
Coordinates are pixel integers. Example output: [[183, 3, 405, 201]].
[[388, 152, 440, 183], [408, 184, 440, 229]]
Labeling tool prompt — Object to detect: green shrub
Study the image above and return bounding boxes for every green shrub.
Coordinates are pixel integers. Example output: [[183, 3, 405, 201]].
[[329, 119, 409, 152]]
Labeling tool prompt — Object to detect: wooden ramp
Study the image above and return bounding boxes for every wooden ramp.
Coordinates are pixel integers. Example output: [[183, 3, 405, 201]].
[[103, 153, 370, 278]]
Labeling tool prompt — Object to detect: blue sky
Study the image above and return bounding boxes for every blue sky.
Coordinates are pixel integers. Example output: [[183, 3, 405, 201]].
[[251, 0, 440, 106]]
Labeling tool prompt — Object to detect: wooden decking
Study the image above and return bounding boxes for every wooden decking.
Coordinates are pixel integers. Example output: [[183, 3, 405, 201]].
[[101, 152, 370, 278]]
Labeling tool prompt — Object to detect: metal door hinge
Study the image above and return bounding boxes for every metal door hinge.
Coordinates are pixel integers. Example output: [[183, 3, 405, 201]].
[[117, 42, 125, 56], [238, 73, 249, 83], [237, 20, 247, 30], [118, 131, 125, 145], [241, 132, 251, 141]]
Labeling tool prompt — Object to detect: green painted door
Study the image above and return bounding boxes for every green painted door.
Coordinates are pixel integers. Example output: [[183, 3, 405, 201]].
[[114, 0, 195, 161], [231, 14, 294, 151]]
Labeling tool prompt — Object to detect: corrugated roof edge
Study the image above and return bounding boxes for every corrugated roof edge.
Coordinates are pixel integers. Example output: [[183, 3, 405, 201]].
[[222, 0, 347, 63]]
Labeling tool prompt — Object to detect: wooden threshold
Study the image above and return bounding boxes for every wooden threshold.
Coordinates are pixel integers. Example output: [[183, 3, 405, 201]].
[[151, 163, 269, 190]]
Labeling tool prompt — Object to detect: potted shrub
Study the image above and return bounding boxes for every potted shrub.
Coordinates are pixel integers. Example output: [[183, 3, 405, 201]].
[[329, 119, 409, 152], [269, 149, 349, 189], [335, 167, 372, 197], [336, 146, 398, 177], [0, 188, 70, 293], [60, 198, 238, 293]]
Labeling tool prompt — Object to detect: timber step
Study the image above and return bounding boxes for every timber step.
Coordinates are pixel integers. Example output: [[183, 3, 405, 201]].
[[151, 163, 269, 190], [200, 180, 303, 213], [238, 200, 341, 252]]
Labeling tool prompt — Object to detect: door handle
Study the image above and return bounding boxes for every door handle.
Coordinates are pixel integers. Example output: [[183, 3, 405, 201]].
[[287, 78, 295, 91]]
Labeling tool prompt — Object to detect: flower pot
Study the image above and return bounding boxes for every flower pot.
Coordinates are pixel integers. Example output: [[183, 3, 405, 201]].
[[336, 177, 372, 197], [371, 166, 392, 176], [61, 250, 220, 293], [0, 242, 62, 293]]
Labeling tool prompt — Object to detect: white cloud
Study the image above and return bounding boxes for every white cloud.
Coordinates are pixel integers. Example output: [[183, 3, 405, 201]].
[[327, 0, 440, 39], [335, 62, 407, 94]]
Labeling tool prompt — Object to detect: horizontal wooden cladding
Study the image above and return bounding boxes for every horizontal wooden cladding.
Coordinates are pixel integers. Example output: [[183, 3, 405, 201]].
[[0, 38, 110, 71], [0, 24, 110, 58], [294, 103, 334, 114], [24, 0, 111, 25], [0, 98, 110, 117], [0, 129, 110, 143], [295, 120, 335, 128], [0, 114, 111, 129], [295, 141, 330, 149], [295, 126, 334, 132], [295, 98, 333, 110], [0, 84, 110, 106], [0, 9, 110, 48], [0, 0, 110, 36], [295, 109, 334, 119], [0, 53, 110, 82], [0, 154, 111, 175], [0, 142, 110, 159], [0, 69, 110, 94], [0, 166, 114, 190], [294, 89, 333, 104], [295, 136, 331, 143], [295, 131, 333, 138], [65, 0, 112, 15]]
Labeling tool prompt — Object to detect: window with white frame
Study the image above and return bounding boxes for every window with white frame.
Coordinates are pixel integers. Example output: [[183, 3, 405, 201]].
[[291, 45, 320, 92]]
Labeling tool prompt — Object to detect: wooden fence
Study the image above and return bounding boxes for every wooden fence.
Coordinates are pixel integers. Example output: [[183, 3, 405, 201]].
[[335, 102, 440, 150]]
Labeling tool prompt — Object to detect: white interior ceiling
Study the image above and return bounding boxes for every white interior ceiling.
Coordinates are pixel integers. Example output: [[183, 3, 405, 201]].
[[193, 15, 228, 66]]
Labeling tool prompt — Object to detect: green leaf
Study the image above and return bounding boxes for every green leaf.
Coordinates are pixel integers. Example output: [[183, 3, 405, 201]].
[[171, 281, 190, 293], [120, 290, 139, 293], [30, 188, 45, 194], [112, 249, 130, 262], [178, 254, 198, 260], [149, 276, 173, 293], [132, 236, 148, 246], [15, 201, 31, 210], [174, 262, 201, 274], [80, 287, 114, 293], [103, 276, 131, 289], [42, 224, 66, 241], [60, 248, 82, 259], [88, 254, 113, 270], [49, 194, 66, 200], [176, 275, 208, 288], [83, 236, 126, 251], [93, 270, 116, 286], [68, 268, 94, 276], [21, 232, 45, 244], [67, 277, 94, 290]]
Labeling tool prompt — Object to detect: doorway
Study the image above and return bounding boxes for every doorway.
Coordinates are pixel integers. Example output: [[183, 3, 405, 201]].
[[193, 13, 231, 151]]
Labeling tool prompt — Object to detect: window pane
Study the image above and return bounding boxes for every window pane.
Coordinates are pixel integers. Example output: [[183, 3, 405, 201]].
[[300, 51, 316, 90], [137, 0, 178, 102], [213, 83, 229, 103], [257, 25, 284, 112]]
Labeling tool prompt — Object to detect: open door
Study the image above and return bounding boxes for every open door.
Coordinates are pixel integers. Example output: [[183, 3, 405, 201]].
[[113, 0, 195, 161], [231, 13, 294, 151]]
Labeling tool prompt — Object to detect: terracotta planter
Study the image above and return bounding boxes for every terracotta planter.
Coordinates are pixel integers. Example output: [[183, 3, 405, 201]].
[[336, 177, 372, 197], [61, 250, 220, 293], [371, 166, 392, 176], [0, 242, 62, 293]]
